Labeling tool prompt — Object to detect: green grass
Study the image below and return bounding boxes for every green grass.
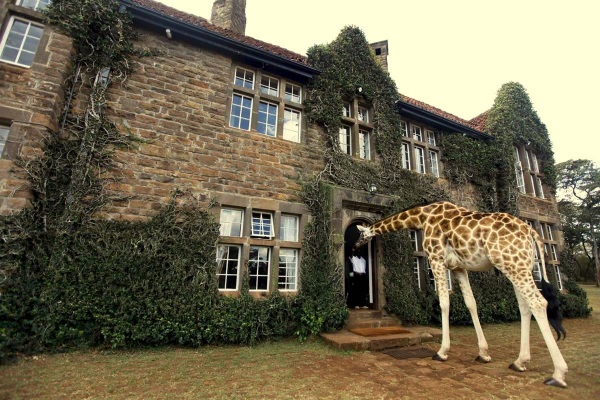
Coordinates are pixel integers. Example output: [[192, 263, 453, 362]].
[[2, 286, 599, 399]]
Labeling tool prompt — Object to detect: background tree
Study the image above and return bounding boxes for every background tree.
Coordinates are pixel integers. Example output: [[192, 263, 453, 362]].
[[557, 160, 600, 285]]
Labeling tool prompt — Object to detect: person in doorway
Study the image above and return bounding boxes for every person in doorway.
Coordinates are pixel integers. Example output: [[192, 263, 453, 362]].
[[349, 255, 369, 308]]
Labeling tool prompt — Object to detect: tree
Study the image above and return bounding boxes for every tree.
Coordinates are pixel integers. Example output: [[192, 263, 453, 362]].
[[557, 160, 600, 285]]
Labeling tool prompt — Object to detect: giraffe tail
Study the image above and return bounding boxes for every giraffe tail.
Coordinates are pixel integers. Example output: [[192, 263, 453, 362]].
[[531, 228, 566, 341], [541, 279, 567, 341]]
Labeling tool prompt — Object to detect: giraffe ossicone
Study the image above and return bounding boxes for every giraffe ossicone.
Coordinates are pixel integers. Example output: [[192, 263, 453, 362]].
[[354, 201, 568, 388]]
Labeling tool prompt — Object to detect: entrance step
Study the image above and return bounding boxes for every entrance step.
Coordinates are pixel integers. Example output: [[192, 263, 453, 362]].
[[322, 310, 442, 352]]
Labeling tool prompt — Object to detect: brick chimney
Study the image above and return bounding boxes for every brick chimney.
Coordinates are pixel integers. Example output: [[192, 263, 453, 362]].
[[370, 40, 389, 71], [211, 0, 247, 35]]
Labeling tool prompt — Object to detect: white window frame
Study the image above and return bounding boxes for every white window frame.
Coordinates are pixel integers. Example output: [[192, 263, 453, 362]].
[[284, 83, 301, 104], [0, 124, 9, 158], [216, 245, 241, 291], [234, 67, 254, 89], [257, 101, 278, 137], [551, 244, 558, 261], [529, 174, 536, 195], [17, 0, 51, 12], [532, 260, 542, 283], [429, 150, 439, 177], [249, 246, 271, 292], [414, 146, 426, 174], [251, 211, 274, 238], [283, 108, 301, 142], [278, 248, 298, 291], [546, 224, 554, 241], [400, 121, 408, 137], [410, 230, 419, 251], [532, 153, 539, 172], [413, 257, 421, 286], [536, 177, 545, 199], [514, 147, 525, 193], [229, 93, 253, 130], [402, 142, 411, 169], [554, 265, 563, 290], [524, 151, 532, 170], [339, 125, 351, 155], [342, 103, 352, 118], [219, 208, 244, 237], [260, 74, 279, 97], [0, 16, 44, 68], [280, 214, 299, 242], [357, 106, 369, 123], [412, 125, 423, 141], [359, 129, 371, 160], [426, 130, 436, 146]]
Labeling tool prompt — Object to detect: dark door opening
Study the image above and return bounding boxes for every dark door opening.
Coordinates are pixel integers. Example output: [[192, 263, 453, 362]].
[[344, 222, 373, 309]]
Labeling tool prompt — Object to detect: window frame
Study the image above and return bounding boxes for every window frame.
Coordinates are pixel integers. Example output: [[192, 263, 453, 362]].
[[16, 0, 51, 12], [219, 208, 244, 237], [412, 125, 423, 141], [234, 66, 255, 89], [429, 150, 439, 177], [278, 248, 298, 291], [229, 93, 253, 131], [283, 108, 301, 143], [284, 82, 302, 104], [216, 244, 242, 291], [260, 74, 279, 97], [0, 124, 10, 158], [280, 214, 299, 242], [251, 211, 274, 238], [257, 100, 278, 137], [358, 129, 371, 160], [0, 16, 44, 68], [402, 142, 411, 170], [339, 125, 352, 155], [414, 146, 426, 174], [249, 245, 271, 292]]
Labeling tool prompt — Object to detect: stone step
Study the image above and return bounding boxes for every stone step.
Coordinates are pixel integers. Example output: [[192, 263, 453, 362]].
[[344, 316, 401, 330], [347, 309, 383, 320], [321, 325, 442, 352]]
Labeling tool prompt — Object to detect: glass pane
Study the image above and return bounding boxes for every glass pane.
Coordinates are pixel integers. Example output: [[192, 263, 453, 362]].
[[23, 36, 40, 52], [11, 20, 28, 35], [0, 47, 19, 63], [17, 50, 35, 66], [28, 25, 43, 39]]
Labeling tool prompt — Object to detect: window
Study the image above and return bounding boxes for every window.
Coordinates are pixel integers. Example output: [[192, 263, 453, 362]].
[[357, 106, 369, 123], [413, 257, 421, 285], [220, 208, 244, 237], [532, 153, 539, 172], [94, 67, 111, 87], [412, 125, 423, 141], [532, 260, 542, 283], [278, 249, 298, 291], [257, 101, 278, 137], [249, 246, 270, 291], [284, 83, 301, 104], [17, 0, 51, 12], [260, 75, 279, 97], [234, 67, 254, 89], [402, 142, 411, 169], [429, 151, 439, 177], [217, 245, 241, 290], [400, 121, 408, 137], [546, 224, 554, 241], [0, 125, 9, 158], [280, 214, 299, 242], [229, 94, 252, 130], [251, 212, 274, 238], [342, 103, 352, 118], [410, 230, 419, 251], [283, 108, 301, 143], [339, 125, 351, 155], [427, 130, 436, 146], [554, 265, 563, 290], [524, 151, 532, 170], [0, 17, 43, 67], [359, 129, 371, 160], [428, 262, 453, 291], [536, 178, 545, 199], [529, 175, 536, 195], [414, 146, 425, 173], [551, 244, 558, 261], [514, 147, 525, 193]]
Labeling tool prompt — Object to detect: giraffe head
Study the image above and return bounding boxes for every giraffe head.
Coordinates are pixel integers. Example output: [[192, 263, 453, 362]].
[[353, 225, 375, 251]]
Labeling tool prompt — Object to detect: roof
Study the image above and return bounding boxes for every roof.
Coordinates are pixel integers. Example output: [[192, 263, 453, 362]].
[[126, 0, 309, 66], [470, 110, 489, 132], [399, 94, 481, 132]]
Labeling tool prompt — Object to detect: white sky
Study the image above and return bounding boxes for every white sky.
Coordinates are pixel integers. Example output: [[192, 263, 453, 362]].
[[157, 0, 600, 166]]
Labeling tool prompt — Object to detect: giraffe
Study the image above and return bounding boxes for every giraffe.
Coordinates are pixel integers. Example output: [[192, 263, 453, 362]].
[[353, 201, 568, 388]]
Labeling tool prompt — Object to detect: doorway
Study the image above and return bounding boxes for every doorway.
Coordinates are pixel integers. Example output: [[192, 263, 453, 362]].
[[344, 222, 374, 309]]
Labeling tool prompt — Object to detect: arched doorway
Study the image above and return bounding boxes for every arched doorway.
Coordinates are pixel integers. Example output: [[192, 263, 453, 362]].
[[344, 221, 375, 309]]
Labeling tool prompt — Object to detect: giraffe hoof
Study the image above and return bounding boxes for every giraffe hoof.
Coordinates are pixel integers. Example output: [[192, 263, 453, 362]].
[[509, 363, 526, 372], [432, 354, 447, 362], [544, 378, 567, 388], [475, 355, 491, 363]]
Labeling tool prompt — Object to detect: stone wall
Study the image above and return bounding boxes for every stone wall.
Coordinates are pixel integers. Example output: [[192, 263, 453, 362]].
[[0, 1, 74, 214], [100, 29, 326, 221]]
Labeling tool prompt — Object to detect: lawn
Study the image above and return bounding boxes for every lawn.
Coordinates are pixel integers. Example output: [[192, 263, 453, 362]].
[[1, 286, 599, 399]]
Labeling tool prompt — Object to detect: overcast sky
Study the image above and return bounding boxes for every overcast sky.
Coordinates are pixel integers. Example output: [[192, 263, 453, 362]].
[[156, 0, 600, 166]]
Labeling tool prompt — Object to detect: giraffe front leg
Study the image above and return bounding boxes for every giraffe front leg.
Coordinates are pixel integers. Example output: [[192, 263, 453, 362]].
[[431, 260, 450, 362], [454, 269, 491, 363], [509, 287, 531, 372]]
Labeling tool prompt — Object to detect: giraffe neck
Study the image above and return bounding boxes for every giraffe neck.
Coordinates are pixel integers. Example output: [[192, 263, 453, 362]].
[[370, 209, 423, 236]]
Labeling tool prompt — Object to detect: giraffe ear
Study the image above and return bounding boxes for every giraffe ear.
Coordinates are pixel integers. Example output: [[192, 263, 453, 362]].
[[357, 225, 368, 232]]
